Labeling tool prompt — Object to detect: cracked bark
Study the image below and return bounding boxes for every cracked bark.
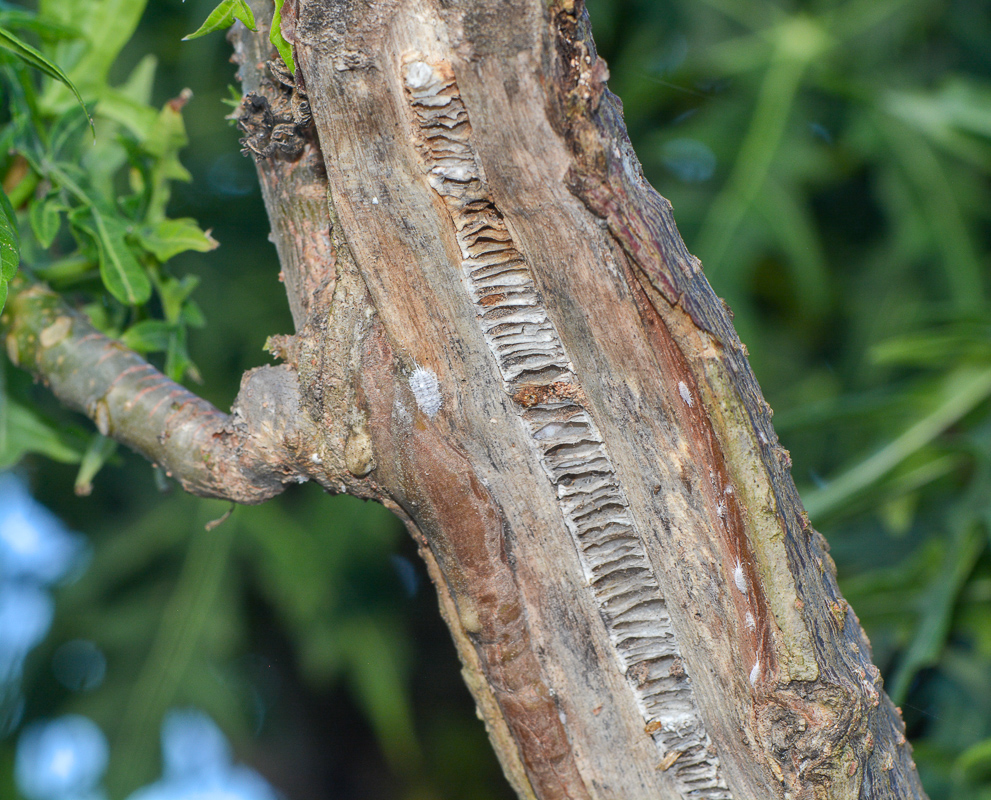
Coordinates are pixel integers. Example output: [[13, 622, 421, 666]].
[[1, 0, 929, 798]]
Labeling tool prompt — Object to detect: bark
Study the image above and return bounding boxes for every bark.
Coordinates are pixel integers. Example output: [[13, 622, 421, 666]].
[[1, 0, 929, 798], [3, 281, 315, 502]]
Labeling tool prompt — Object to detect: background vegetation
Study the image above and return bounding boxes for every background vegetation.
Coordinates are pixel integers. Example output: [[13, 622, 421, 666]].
[[1, 0, 989, 797]]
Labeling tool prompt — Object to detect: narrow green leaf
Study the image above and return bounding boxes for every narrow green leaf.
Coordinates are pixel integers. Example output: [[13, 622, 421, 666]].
[[0, 187, 19, 256], [73, 209, 151, 305], [0, 11, 80, 42], [74, 433, 118, 496], [29, 194, 64, 248], [0, 400, 83, 468], [182, 0, 256, 41], [804, 367, 991, 520], [0, 25, 93, 133], [956, 737, 991, 784], [138, 218, 218, 262], [0, 188, 19, 312], [156, 274, 200, 324], [120, 319, 173, 354], [164, 324, 199, 383], [96, 89, 159, 140], [270, 0, 294, 74], [37, 0, 146, 108], [888, 523, 985, 703], [143, 96, 193, 225]]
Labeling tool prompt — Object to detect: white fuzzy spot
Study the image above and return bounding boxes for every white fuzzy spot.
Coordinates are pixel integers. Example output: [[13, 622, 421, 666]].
[[311, 453, 322, 464], [431, 165, 472, 182], [678, 381, 693, 408], [716, 500, 727, 521], [749, 659, 761, 686], [758, 430, 769, 445], [409, 366, 442, 418], [371, 196, 379, 205], [724, 484, 734, 495], [733, 560, 747, 595], [404, 61, 435, 90], [745, 611, 756, 631]]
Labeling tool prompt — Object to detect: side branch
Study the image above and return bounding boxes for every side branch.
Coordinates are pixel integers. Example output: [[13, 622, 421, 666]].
[[3, 281, 320, 503]]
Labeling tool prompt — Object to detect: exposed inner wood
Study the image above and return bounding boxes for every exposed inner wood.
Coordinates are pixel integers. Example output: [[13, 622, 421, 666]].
[[403, 54, 733, 799], [235, 0, 926, 797]]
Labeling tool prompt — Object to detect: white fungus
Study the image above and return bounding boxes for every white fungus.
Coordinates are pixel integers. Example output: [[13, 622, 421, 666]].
[[749, 659, 761, 687], [745, 611, 756, 631]]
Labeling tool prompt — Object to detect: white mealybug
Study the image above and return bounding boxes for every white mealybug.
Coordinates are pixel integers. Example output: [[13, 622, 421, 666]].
[[678, 381, 693, 408], [749, 659, 761, 687], [404, 61, 435, 91], [745, 611, 756, 631], [409, 365, 442, 418], [733, 560, 748, 595], [716, 499, 727, 521]]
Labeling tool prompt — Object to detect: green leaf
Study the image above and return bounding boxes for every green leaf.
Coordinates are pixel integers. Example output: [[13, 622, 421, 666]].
[[0, 24, 93, 133], [74, 433, 118, 496], [0, 10, 80, 42], [0, 399, 83, 468], [270, 0, 294, 74], [72, 208, 151, 305], [956, 736, 991, 784], [156, 274, 200, 324], [37, 0, 146, 108], [138, 218, 218, 262], [29, 193, 64, 248], [120, 319, 173, 354], [888, 522, 985, 703], [96, 89, 159, 141], [143, 95, 193, 224], [182, 0, 257, 41], [804, 367, 991, 521], [0, 187, 19, 312], [164, 324, 199, 383]]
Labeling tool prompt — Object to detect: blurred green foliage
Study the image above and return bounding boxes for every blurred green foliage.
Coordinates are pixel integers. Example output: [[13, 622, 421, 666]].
[[1, 0, 990, 798]]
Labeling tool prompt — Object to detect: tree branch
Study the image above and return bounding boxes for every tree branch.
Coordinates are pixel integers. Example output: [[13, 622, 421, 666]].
[[2, 280, 320, 503]]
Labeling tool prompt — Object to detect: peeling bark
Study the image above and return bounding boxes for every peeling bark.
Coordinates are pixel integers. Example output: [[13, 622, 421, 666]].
[[3, 0, 929, 798]]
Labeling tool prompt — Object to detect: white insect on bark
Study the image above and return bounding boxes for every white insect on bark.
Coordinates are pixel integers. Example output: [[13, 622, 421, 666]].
[[733, 560, 748, 595], [409, 365, 442, 418], [678, 380, 693, 408]]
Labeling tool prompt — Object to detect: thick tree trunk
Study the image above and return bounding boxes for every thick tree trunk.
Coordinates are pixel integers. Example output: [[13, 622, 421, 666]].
[[237, 1, 926, 796], [4, 0, 929, 798]]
